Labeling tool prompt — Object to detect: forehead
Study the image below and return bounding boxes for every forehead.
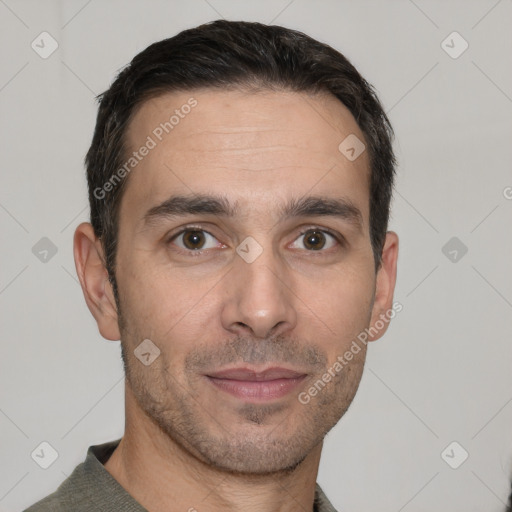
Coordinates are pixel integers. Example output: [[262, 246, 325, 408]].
[[120, 88, 370, 225]]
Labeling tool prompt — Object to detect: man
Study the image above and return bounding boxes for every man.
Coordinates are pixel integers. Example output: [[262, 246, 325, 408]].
[[25, 19, 398, 512]]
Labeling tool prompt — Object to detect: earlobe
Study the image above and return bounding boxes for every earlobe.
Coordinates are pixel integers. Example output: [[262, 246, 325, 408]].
[[73, 222, 121, 341], [368, 231, 399, 342]]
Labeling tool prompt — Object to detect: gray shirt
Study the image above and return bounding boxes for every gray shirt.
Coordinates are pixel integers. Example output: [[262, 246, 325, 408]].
[[24, 438, 339, 512]]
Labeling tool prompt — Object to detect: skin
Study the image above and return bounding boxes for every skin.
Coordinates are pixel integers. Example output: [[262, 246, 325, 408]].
[[74, 88, 398, 512]]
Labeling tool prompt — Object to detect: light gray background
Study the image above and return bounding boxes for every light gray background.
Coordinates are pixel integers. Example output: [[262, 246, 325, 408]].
[[1, 0, 511, 510]]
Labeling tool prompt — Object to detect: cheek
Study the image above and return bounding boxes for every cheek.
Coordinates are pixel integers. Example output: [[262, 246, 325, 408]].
[[117, 256, 218, 358], [304, 267, 374, 348]]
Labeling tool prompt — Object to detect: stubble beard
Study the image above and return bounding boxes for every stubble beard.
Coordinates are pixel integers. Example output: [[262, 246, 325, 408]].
[[117, 303, 366, 476]]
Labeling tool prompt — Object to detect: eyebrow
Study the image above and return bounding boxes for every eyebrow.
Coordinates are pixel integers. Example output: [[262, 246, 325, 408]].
[[142, 193, 363, 230]]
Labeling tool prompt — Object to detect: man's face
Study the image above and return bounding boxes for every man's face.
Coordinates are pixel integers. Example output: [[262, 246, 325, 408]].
[[112, 88, 380, 474]]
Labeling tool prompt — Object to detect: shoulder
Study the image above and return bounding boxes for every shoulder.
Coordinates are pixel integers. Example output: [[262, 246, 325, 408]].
[[23, 492, 68, 512], [22, 460, 91, 512], [22, 439, 126, 512]]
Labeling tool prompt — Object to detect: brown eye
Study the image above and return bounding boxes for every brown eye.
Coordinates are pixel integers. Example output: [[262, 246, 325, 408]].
[[182, 230, 206, 250], [171, 229, 221, 252], [289, 229, 338, 252], [302, 230, 326, 250]]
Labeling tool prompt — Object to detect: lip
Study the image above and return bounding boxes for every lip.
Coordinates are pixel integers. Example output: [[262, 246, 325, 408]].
[[205, 367, 307, 401]]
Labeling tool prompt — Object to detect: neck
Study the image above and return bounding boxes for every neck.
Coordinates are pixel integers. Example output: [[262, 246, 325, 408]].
[[104, 382, 322, 512]]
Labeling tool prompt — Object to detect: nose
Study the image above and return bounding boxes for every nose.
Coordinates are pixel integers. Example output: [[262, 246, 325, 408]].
[[220, 247, 297, 340]]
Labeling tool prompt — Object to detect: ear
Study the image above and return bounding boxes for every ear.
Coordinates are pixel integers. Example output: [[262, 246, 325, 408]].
[[73, 222, 121, 341], [368, 231, 399, 342]]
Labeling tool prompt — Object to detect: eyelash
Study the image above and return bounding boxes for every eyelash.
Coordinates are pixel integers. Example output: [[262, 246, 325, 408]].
[[166, 224, 345, 257]]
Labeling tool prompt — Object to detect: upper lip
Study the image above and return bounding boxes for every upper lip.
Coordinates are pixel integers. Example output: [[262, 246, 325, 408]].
[[206, 367, 307, 381]]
